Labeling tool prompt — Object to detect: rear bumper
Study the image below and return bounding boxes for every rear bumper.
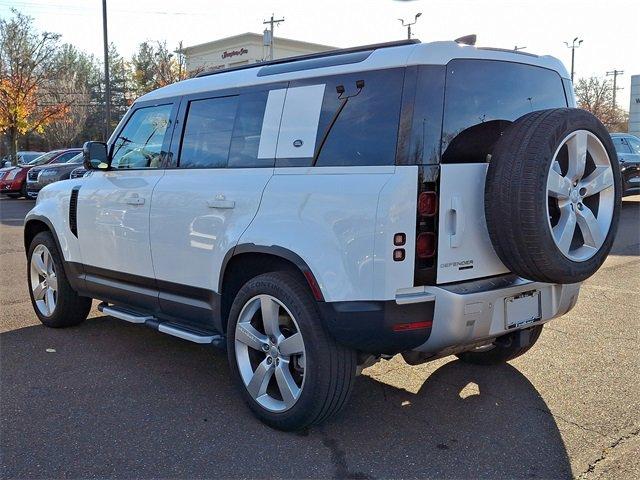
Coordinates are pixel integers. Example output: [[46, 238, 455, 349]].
[[406, 275, 580, 356], [621, 164, 640, 196], [317, 300, 434, 355]]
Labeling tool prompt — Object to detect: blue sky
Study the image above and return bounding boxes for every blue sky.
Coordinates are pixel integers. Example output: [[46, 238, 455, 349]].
[[2, 0, 638, 108]]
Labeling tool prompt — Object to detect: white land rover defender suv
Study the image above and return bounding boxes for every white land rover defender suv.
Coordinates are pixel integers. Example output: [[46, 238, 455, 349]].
[[24, 39, 621, 431]]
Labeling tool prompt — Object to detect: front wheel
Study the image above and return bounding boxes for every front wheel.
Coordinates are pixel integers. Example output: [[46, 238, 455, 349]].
[[27, 231, 92, 327], [227, 271, 357, 431]]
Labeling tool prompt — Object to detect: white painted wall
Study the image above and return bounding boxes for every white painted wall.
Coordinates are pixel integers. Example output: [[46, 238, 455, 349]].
[[630, 75, 640, 137]]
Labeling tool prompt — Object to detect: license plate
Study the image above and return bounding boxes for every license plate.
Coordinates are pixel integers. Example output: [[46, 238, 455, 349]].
[[505, 290, 541, 329]]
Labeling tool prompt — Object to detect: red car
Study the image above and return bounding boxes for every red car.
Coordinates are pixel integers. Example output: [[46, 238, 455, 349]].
[[0, 149, 81, 198]]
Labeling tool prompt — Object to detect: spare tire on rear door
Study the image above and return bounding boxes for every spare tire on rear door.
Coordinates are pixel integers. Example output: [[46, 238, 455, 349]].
[[485, 108, 621, 284]]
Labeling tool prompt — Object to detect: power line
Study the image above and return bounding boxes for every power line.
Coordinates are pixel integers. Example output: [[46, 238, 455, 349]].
[[606, 69, 624, 111]]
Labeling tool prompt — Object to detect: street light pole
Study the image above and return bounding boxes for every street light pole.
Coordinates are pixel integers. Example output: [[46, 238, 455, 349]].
[[398, 13, 422, 40], [564, 37, 583, 83], [102, 0, 111, 140]]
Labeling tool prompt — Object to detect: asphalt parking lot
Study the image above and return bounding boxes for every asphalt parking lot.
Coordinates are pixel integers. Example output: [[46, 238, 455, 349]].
[[1, 195, 638, 479]]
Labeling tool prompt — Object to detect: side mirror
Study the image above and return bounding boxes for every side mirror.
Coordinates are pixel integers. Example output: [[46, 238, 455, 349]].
[[83, 141, 109, 170]]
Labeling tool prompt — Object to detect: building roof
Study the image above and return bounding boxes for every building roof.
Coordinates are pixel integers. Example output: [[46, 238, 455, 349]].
[[180, 32, 336, 55]]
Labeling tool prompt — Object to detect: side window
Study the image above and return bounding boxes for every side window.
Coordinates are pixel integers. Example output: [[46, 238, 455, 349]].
[[277, 69, 404, 167], [111, 104, 172, 169], [179, 91, 280, 169], [179, 96, 238, 169], [228, 91, 274, 168]]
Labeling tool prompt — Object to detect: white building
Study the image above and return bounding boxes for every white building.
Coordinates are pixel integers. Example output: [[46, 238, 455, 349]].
[[180, 32, 335, 74], [630, 75, 640, 137]]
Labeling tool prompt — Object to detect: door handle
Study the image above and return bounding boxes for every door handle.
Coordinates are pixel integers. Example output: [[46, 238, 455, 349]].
[[449, 196, 465, 248], [124, 193, 145, 205], [207, 195, 235, 209]]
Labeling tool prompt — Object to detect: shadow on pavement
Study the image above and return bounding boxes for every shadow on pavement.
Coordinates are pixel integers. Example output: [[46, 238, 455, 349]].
[[1, 316, 571, 479]]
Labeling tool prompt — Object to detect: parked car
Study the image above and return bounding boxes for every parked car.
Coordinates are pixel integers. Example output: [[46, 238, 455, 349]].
[[0, 149, 81, 198], [611, 133, 640, 196], [24, 39, 621, 431], [26, 153, 84, 199], [0, 151, 45, 168]]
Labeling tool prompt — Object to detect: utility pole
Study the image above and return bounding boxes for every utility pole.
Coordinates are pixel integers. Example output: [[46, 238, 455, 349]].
[[398, 13, 422, 40], [102, 0, 111, 140], [263, 14, 284, 61], [564, 37, 583, 83], [606, 69, 624, 111]]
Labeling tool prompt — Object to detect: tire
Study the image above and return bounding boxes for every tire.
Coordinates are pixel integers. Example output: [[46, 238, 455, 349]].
[[485, 108, 622, 284], [20, 182, 27, 198], [457, 325, 543, 365], [27, 231, 91, 328], [6, 193, 20, 198], [227, 271, 357, 431]]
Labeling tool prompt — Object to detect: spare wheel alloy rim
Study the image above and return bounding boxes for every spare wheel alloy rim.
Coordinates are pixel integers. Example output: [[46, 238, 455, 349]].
[[30, 244, 58, 316], [235, 294, 306, 412], [546, 130, 615, 262]]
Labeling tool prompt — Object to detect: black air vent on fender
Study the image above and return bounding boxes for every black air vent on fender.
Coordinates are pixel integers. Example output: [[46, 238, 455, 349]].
[[69, 187, 80, 237]]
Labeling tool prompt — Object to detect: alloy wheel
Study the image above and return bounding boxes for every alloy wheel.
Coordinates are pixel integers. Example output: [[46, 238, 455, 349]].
[[30, 244, 58, 316], [234, 294, 306, 412], [546, 130, 615, 262]]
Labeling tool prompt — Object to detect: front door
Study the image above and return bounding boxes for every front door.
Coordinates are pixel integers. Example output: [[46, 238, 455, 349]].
[[76, 102, 176, 310]]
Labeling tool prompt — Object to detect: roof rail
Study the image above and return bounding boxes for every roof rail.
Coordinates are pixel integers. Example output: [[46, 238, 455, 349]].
[[195, 39, 420, 78]]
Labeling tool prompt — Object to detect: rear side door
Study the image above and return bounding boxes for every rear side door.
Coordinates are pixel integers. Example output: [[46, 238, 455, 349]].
[[149, 84, 285, 329], [76, 101, 177, 310]]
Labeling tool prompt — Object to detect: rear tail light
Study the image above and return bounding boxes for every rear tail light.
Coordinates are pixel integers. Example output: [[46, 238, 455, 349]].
[[416, 232, 436, 259], [418, 191, 437, 217], [392, 320, 433, 332]]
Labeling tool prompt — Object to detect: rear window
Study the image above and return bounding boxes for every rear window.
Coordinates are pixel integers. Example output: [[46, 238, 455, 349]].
[[441, 59, 567, 163]]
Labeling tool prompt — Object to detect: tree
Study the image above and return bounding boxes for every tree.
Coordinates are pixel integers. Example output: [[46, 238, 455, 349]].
[[0, 10, 69, 164], [42, 44, 95, 148], [130, 41, 190, 97], [575, 76, 628, 132]]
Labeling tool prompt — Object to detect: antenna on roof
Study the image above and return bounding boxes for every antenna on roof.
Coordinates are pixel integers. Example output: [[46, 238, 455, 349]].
[[454, 34, 477, 46]]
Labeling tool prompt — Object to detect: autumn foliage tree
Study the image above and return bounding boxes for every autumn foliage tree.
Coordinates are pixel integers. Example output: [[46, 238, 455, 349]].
[[575, 76, 629, 132], [0, 10, 69, 164]]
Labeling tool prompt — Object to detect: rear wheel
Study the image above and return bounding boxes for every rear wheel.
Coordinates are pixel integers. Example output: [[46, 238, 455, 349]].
[[457, 325, 543, 365], [27, 231, 91, 327], [227, 271, 357, 431]]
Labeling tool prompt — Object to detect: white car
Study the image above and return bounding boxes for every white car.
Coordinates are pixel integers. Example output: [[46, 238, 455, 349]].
[[24, 38, 622, 431]]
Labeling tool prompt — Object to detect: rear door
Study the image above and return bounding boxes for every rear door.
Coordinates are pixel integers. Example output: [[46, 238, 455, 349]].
[[436, 59, 569, 283], [149, 85, 285, 329]]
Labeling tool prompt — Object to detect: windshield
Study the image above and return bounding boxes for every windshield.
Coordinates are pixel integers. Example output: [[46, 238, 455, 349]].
[[627, 136, 640, 155], [19, 152, 44, 163], [66, 153, 84, 164], [27, 151, 60, 166]]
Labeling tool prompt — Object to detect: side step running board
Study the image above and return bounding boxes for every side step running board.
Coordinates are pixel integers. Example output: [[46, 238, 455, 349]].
[[98, 302, 224, 347]]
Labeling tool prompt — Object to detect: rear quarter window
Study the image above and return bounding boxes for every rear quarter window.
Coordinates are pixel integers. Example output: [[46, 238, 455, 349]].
[[442, 59, 568, 163], [278, 68, 404, 167]]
